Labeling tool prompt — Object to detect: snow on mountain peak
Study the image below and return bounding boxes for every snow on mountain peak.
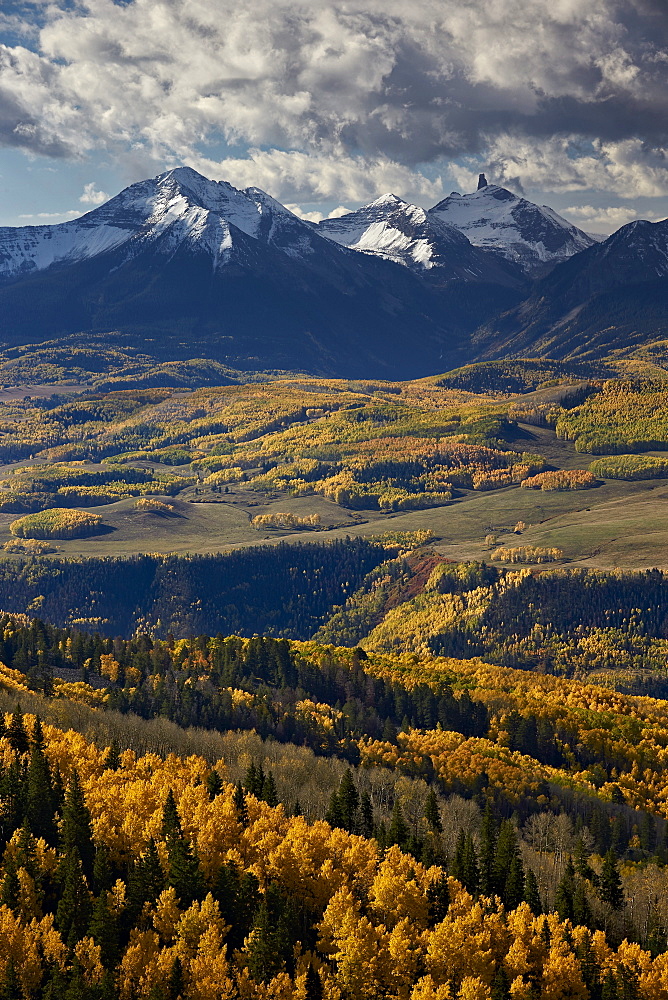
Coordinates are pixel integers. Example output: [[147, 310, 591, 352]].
[[429, 181, 595, 272]]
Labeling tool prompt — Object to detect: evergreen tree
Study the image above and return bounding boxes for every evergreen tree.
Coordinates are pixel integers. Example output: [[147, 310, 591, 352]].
[[6, 705, 29, 755], [60, 770, 95, 879], [88, 889, 120, 968], [337, 770, 359, 832], [424, 789, 442, 834], [167, 957, 185, 1000], [494, 820, 521, 900], [599, 849, 625, 910], [247, 901, 282, 983], [325, 789, 344, 830], [388, 799, 409, 849], [555, 857, 576, 923], [479, 802, 498, 895], [426, 871, 450, 926], [262, 771, 279, 808], [161, 789, 182, 840], [0, 959, 21, 1000], [206, 768, 223, 799], [55, 848, 93, 947], [233, 781, 248, 826], [504, 852, 526, 910], [0, 854, 19, 912], [491, 966, 510, 1000], [103, 740, 122, 772], [573, 878, 594, 929], [93, 843, 114, 895], [25, 724, 57, 844], [360, 792, 374, 839], [304, 964, 324, 1000], [601, 972, 618, 1000], [524, 868, 542, 915]]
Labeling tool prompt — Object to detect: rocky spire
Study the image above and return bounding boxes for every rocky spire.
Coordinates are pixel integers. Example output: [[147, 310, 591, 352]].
[[477, 173, 488, 190]]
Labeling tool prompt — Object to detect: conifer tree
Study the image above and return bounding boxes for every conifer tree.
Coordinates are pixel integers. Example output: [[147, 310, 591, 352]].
[[93, 842, 114, 894], [360, 792, 374, 838], [424, 789, 443, 834], [247, 901, 282, 983], [0, 853, 19, 912], [573, 878, 594, 929], [304, 964, 324, 1000], [491, 966, 510, 1000], [233, 781, 248, 826], [337, 770, 359, 832], [479, 802, 498, 895], [262, 771, 279, 807], [56, 848, 93, 946], [504, 852, 526, 910], [103, 740, 122, 772], [167, 958, 185, 1000], [6, 705, 29, 755], [88, 889, 120, 968], [426, 871, 450, 926], [555, 857, 576, 923], [161, 789, 182, 840], [1, 959, 21, 1000], [388, 799, 409, 849], [60, 770, 95, 879], [524, 868, 542, 915], [206, 768, 223, 799], [25, 720, 57, 844], [599, 848, 625, 910]]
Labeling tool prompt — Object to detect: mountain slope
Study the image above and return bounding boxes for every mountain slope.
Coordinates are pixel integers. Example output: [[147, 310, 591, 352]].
[[472, 217, 668, 360], [429, 174, 596, 274], [0, 168, 528, 379], [316, 193, 524, 286]]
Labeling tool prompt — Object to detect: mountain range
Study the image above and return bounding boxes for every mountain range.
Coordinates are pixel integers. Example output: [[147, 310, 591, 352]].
[[0, 167, 665, 378]]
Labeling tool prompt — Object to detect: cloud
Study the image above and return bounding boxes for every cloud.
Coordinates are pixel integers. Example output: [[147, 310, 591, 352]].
[[561, 202, 664, 233], [0, 0, 666, 203], [198, 148, 444, 204], [18, 209, 80, 220], [80, 182, 109, 205], [327, 206, 353, 219]]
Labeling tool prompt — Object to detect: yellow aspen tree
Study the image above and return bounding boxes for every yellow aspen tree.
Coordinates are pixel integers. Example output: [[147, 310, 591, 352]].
[[458, 976, 492, 1000]]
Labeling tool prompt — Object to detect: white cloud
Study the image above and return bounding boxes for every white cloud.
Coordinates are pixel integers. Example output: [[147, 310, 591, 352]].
[[79, 182, 108, 205], [284, 204, 323, 223], [561, 203, 664, 234], [0, 0, 665, 205], [18, 209, 80, 220], [327, 205, 353, 219]]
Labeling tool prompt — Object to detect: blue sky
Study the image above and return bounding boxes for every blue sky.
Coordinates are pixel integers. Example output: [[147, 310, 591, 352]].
[[1, 0, 667, 232]]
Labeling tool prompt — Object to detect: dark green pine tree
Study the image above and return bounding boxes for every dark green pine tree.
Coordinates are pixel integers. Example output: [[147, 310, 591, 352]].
[[103, 740, 122, 772], [555, 857, 576, 923], [491, 966, 510, 1000], [426, 871, 450, 926], [161, 789, 182, 840], [262, 771, 279, 808], [88, 889, 120, 969], [424, 789, 443, 834], [25, 720, 57, 844], [601, 971, 619, 1000], [127, 838, 165, 920], [0, 959, 22, 1000], [304, 964, 324, 1000], [337, 770, 359, 833], [206, 768, 223, 799], [167, 957, 185, 1000], [387, 799, 409, 849], [55, 848, 93, 947], [360, 792, 374, 839], [504, 852, 526, 911], [60, 770, 95, 879], [479, 802, 498, 895], [6, 705, 29, 755], [0, 853, 19, 912], [599, 848, 625, 911], [493, 820, 521, 902], [247, 901, 282, 983], [162, 794, 205, 908], [325, 789, 344, 830], [573, 878, 594, 929], [575, 837, 598, 885], [524, 868, 542, 915], [233, 781, 248, 826], [93, 843, 114, 895]]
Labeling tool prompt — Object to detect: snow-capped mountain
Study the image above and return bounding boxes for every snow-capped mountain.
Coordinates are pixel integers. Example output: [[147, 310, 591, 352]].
[[0, 167, 329, 281], [316, 193, 523, 286], [473, 217, 668, 361], [0, 167, 534, 378], [429, 175, 596, 274]]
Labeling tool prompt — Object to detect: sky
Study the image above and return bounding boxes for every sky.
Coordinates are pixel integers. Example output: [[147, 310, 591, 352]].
[[0, 0, 667, 232]]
